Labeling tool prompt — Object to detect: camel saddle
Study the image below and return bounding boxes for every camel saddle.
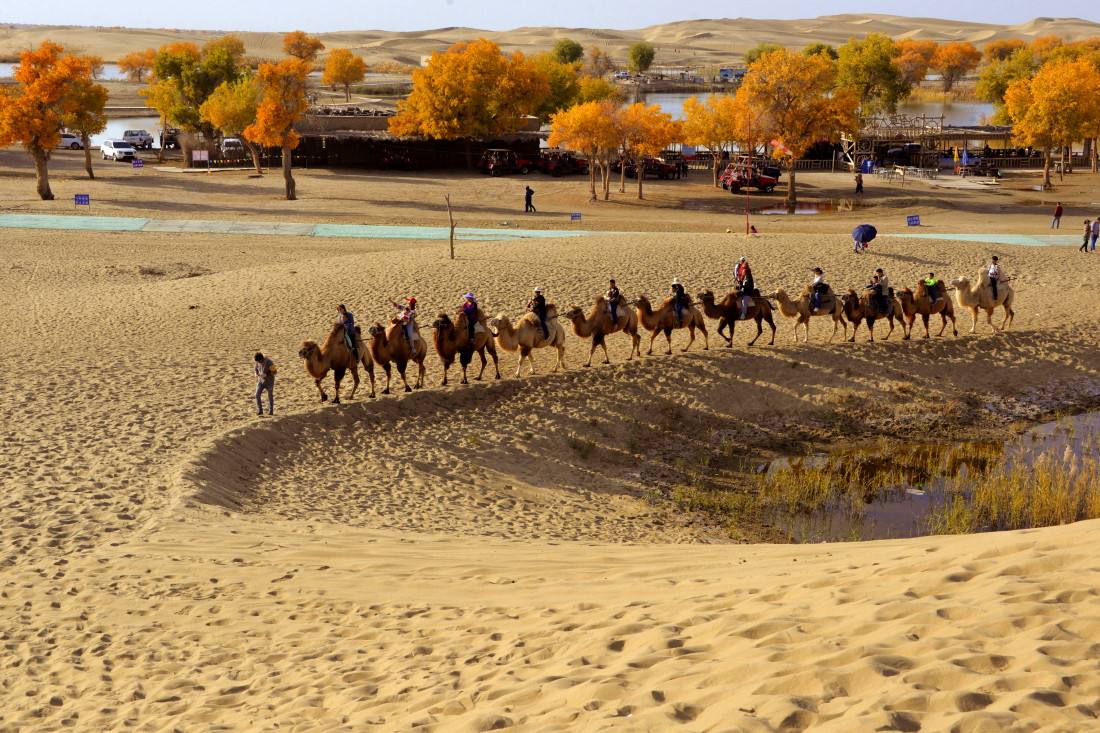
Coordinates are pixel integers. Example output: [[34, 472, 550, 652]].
[[916, 281, 945, 301], [803, 284, 835, 313]]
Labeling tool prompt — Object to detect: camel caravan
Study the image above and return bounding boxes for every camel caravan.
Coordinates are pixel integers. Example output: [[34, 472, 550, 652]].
[[296, 262, 1015, 403]]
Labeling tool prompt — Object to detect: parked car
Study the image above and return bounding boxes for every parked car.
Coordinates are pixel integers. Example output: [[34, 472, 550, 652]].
[[538, 150, 587, 177], [122, 129, 154, 149], [220, 137, 246, 157], [101, 140, 136, 161], [57, 133, 84, 150], [477, 148, 536, 176], [619, 157, 681, 180], [720, 157, 781, 193], [160, 128, 180, 150]]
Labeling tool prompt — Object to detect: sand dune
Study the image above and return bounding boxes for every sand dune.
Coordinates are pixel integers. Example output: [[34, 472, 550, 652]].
[[2, 15, 1099, 66]]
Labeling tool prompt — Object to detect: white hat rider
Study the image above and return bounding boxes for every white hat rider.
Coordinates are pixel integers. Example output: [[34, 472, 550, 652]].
[[534, 287, 543, 293], [671, 277, 681, 286]]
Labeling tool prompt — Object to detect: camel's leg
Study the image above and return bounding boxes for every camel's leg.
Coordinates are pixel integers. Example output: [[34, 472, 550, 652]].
[[315, 378, 328, 403], [381, 362, 393, 395], [884, 316, 894, 340], [936, 313, 948, 337], [764, 313, 776, 346], [680, 326, 693, 353], [829, 317, 838, 343], [645, 329, 658, 355], [718, 317, 731, 347], [847, 319, 858, 343], [474, 348, 487, 381], [748, 315, 762, 347], [332, 366, 347, 404], [600, 340, 610, 365], [1002, 306, 1014, 330], [521, 346, 534, 377], [362, 357, 376, 399], [417, 359, 426, 389], [985, 308, 997, 333], [460, 350, 473, 385], [630, 331, 641, 360], [921, 313, 930, 339], [397, 360, 411, 393], [347, 364, 360, 400], [867, 318, 875, 343], [699, 320, 708, 350], [441, 360, 450, 386], [968, 306, 979, 334], [489, 345, 501, 379], [555, 344, 566, 372]]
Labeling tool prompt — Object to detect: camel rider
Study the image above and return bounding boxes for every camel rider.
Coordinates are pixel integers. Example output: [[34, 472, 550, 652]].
[[391, 297, 418, 345], [528, 287, 550, 340], [671, 278, 689, 325], [873, 267, 890, 313], [735, 257, 754, 320], [924, 273, 940, 304], [336, 304, 357, 356], [606, 279, 621, 323], [461, 293, 480, 342], [987, 256, 1002, 300], [810, 268, 828, 312], [864, 275, 884, 312]]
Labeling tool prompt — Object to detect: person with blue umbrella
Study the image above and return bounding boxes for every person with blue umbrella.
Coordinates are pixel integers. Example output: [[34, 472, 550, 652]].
[[852, 224, 877, 254]]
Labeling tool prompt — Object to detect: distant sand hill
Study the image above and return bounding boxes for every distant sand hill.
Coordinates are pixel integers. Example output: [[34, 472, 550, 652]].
[[2, 15, 1099, 66]]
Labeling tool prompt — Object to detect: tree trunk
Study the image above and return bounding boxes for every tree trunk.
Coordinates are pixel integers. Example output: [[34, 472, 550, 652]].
[[786, 162, 797, 206], [1092, 138, 1098, 174], [344, 83, 351, 102], [157, 116, 166, 164], [31, 147, 54, 200], [712, 154, 720, 187], [619, 153, 626, 193], [282, 145, 296, 200], [81, 134, 94, 180], [601, 160, 610, 200], [587, 157, 597, 201], [637, 164, 644, 200], [1042, 148, 1051, 189], [244, 140, 263, 175]]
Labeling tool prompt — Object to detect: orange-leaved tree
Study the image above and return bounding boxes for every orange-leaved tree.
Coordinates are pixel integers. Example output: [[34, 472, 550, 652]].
[[0, 42, 97, 199], [200, 76, 263, 173], [244, 58, 310, 199], [983, 39, 1026, 63], [62, 76, 109, 180], [895, 39, 937, 87], [283, 31, 325, 64], [548, 100, 621, 201], [738, 49, 857, 204], [619, 103, 679, 199], [322, 48, 367, 102], [1005, 58, 1100, 188], [930, 42, 981, 94], [389, 39, 549, 166], [118, 49, 156, 82], [682, 94, 742, 186]]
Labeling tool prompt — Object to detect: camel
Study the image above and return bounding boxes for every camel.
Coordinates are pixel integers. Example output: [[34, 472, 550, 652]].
[[634, 295, 709, 355], [431, 311, 501, 385], [696, 289, 776, 347], [489, 306, 567, 377], [840, 289, 903, 342], [770, 287, 847, 343], [952, 272, 1015, 333], [298, 323, 376, 403], [897, 282, 958, 339], [563, 296, 641, 366], [367, 319, 426, 394]]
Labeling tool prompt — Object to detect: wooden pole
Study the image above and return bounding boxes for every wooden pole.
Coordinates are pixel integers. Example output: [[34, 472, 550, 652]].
[[444, 194, 456, 260]]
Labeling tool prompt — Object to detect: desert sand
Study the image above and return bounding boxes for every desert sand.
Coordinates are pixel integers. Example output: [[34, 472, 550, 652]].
[[3, 15, 1100, 66], [2, 149, 1100, 731]]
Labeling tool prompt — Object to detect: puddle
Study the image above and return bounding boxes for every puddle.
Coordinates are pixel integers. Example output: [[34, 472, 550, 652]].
[[750, 200, 867, 215], [757, 411, 1100, 542]]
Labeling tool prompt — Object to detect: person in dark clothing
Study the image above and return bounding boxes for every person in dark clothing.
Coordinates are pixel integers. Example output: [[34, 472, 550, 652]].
[[462, 293, 479, 342], [1082, 220, 1093, 253], [809, 268, 828, 312], [671, 278, 688, 324], [864, 275, 884, 313], [528, 287, 550, 339], [735, 257, 754, 319], [606, 279, 621, 323], [336, 304, 357, 356], [253, 352, 275, 416], [854, 171, 864, 194], [924, 273, 941, 304], [1051, 202, 1063, 229], [524, 186, 536, 213]]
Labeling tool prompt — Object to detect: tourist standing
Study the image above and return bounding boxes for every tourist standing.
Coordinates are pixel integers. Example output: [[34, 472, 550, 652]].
[[254, 352, 276, 416], [524, 186, 536, 213], [1092, 217, 1100, 251], [854, 171, 863, 194], [1081, 220, 1092, 253], [1051, 202, 1064, 229]]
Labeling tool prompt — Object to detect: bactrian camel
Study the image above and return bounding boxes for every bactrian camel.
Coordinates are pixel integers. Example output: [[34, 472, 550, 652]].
[[770, 287, 847, 343], [298, 323, 376, 403], [634, 295, 709, 355], [696, 289, 776, 347], [431, 311, 501, 386], [897, 282, 958, 339], [952, 272, 1015, 333], [563, 296, 641, 366], [841, 289, 903, 342], [368, 319, 426, 394], [489, 306, 567, 377]]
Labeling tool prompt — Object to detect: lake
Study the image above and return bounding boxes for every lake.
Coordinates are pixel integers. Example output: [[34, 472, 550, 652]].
[[0, 62, 129, 81]]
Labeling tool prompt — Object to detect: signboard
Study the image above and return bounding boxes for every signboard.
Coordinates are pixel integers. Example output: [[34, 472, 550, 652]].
[[906, 215, 921, 227], [74, 194, 90, 206], [570, 213, 582, 222], [192, 149, 209, 162], [132, 159, 144, 169], [681, 145, 696, 157]]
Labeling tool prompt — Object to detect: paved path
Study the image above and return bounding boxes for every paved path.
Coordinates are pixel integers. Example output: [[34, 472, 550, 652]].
[[891, 232, 1079, 247]]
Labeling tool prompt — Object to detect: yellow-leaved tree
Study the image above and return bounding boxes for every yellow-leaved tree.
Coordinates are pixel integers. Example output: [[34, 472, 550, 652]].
[[200, 76, 263, 174], [682, 94, 742, 186], [616, 102, 678, 199], [62, 76, 109, 180], [118, 49, 156, 82], [322, 48, 367, 102], [0, 42, 98, 199], [244, 58, 310, 200], [548, 100, 622, 201], [738, 49, 858, 204], [389, 39, 549, 166], [1005, 58, 1100, 188], [930, 42, 981, 95], [283, 31, 325, 64]]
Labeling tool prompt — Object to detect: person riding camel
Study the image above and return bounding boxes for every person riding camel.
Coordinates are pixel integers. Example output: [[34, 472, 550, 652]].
[[461, 293, 480, 342], [987, 256, 1003, 300], [923, 272, 941, 304], [391, 296, 418, 345], [735, 256, 754, 320], [809, 268, 828, 313], [873, 267, 890, 313], [528, 287, 550, 340], [606, 279, 621, 323], [864, 274, 884, 312], [670, 278, 689, 325], [336, 304, 357, 356]]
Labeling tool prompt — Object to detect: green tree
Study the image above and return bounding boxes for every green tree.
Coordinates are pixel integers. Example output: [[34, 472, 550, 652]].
[[802, 43, 838, 60], [744, 43, 783, 66], [836, 33, 909, 114], [200, 76, 262, 173], [552, 38, 584, 64], [628, 42, 656, 74], [976, 47, 1038, 122], [533, 53, 581, 121]]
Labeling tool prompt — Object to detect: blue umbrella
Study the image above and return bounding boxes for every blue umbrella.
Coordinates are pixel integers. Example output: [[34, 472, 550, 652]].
[[961, 149, 970, 166], [852, 224, 877, 244]]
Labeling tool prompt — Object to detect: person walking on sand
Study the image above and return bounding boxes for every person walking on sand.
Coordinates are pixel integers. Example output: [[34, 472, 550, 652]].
[[1051, 202, 1064, 229], [524, 186, 536, 213], [1091, 216, 1099, 251], [1081, 220, 1092, 253], [253, 352, 276, 416], [854, 171, 863, 195]]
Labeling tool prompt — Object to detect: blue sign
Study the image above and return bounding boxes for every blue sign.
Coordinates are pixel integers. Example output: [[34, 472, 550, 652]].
[[132, 159, 144, 169], [906, 215, 921, 227], [74, 194, 90, 206], [570, 212, 582, 222]]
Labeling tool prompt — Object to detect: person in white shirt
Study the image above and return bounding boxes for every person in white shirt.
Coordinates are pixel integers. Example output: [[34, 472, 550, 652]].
[[809, 267, 827, 312], [987, 256, 1003, 299]]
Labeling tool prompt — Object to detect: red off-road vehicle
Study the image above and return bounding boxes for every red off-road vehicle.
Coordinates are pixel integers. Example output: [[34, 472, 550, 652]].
[[478, 148, 537, 176], [720, 156, 782, 193], [538, 149, 588, 176]]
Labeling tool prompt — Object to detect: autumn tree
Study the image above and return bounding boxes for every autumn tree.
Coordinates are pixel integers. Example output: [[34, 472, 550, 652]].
[[322, 48, 367, 102], [930, 42, 981, 94], [628, 42, 656, 74], [533, 53, 581, 121], [0, 42, 97, 199], [552, 39, 584, 64], [837, 34, 909, 114], [802, 43, 838, 60], [976, 47, 1038, 122], [682, 94, 739, 186], [585, 46, 615, 77], [576, 75, 620, 104], [389, 39, 549, 166], [1005, 59, 1100, 188], [118, 48, 156, 82], [283, 31, 325, 63], [1030, 36, 1064, 63], [616, 102, 677, 198], [895, 39, 937, 87], [245, 58, 310, 199], [744, 43, 783, 66], [983, 39, 1026, 63], [739, 49, 858, 204], [62, 76, 108, 179], [200, 76, 263, 173], [548, 100, 621, 200]]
